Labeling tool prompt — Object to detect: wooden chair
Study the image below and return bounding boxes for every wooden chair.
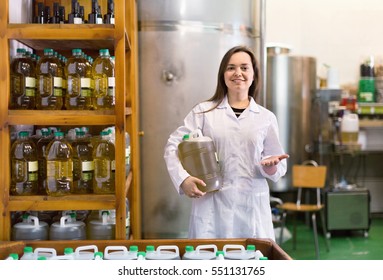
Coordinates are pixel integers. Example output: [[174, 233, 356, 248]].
[[276, 160, 330, 259]]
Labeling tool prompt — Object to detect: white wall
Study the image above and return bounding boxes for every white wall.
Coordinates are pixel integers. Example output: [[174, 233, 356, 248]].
[[266, 0, 383, 88]]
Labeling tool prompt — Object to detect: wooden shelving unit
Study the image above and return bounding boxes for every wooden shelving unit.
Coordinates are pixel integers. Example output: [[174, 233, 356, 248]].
[[0, 0, 141, 240]]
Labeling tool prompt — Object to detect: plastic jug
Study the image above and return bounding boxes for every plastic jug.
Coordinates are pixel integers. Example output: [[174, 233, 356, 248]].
[[74, 245, 99, 260], [87, 210, 115, 240], [178, 130, 222, 192], [4, 253, 19, 260], [50, 248, 76, 260], [182, 244, 218, 260], [11, 214, 49, 241], [49, 214, 86, 240], [34, 247, 57, 260], [104, 245, 138, 260], [223, 244, 263, 260], [145, 245, 180, 260], [341, 113, 359, 144], [20, 246, 35, 260]]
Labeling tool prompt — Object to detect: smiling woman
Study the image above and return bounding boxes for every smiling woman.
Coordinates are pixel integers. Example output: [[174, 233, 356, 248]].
[[164, 45, 289, 240]]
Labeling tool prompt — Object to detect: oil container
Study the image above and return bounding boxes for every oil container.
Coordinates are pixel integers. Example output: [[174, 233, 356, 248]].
[[178, 130, 222, 192]]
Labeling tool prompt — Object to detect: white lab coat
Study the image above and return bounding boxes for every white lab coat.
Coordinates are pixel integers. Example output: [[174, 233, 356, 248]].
[[164, 96, 287, 240]]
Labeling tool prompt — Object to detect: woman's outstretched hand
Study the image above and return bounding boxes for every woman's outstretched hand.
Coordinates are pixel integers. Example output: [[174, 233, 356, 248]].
[[261, 154, 289, 166], [261, 154, 289, 175]]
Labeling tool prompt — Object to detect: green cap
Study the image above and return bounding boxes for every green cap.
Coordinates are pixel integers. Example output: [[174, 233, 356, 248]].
[[185, 245, 194, 252], [246, 245, 256, 251], [129, 245, 138, 252], [146, 245, 155, 252], [8, 253, 19, 260], [94, 252, 104, 259], [64, 247, 74, 255], [23, 246, 33, 253]]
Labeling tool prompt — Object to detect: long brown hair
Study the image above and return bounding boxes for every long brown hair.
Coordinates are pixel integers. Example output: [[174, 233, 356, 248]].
[[205, 45, 261, 111]]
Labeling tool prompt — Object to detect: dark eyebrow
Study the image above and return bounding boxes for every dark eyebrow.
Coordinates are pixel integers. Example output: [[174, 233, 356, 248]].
[[227, 63, 250, 66]]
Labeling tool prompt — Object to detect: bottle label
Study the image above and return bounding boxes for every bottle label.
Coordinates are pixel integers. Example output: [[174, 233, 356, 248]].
[[81, 78, 92, 97], [82, 160, 94, 171], [74, 17, 82, 24], [108, 77, 115, 97], [108, 77, 115, 87], [25, 77, 36, 88], [54, 77, 63, 88], [28, 161, 38, 181], [28, 161, 38, 172], [358, 79, 375, 102], [81, 78, 91, 88], [25, 88, 35, 97], [125, 147, 130, 165], [111, 160, 116, 171], [110, 18, 115, 24], [96, 18, 103, 24], [81, 171, 93, 181]]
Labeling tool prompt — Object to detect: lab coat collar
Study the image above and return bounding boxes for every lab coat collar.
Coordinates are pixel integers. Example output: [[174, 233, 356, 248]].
[[217, 95, 260, 114]]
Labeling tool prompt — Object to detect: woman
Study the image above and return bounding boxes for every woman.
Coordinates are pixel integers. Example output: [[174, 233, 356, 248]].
[[164, 45, 289, 240]]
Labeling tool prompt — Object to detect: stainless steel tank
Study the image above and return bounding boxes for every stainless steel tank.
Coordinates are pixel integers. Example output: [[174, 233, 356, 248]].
[[266, 52, 317, 192], [138, 0, 257, 238]]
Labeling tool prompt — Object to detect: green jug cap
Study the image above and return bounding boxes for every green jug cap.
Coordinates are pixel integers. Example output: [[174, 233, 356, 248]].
[[185, 245, 194, 252], [246, 244, 256, 251], [24, 246, 33, 253], [64, 247, 74, 254], [216, 251, 224, 257], [9, 253, 19, 260], [94, 252, 103, 259], [146, 245, 155, 252], [129, 245, 138, 252]]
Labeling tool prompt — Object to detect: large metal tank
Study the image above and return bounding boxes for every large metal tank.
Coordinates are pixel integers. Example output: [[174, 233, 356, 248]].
[[138, 0, 258, 238], [266, 51, 317, 192]]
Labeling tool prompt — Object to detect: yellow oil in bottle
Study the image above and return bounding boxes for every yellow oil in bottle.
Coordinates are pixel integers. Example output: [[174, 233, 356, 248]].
[[93, 130, 115, 194], [10, 131, 38, 195], [65, 49, 93, 110], [45, 131, 73, 196], [10, 48, 36, 109], [92, 49, 115, 109], [36, 128, 53, 195], [72, 130, 94, 194], [35, 48, 64, 110]]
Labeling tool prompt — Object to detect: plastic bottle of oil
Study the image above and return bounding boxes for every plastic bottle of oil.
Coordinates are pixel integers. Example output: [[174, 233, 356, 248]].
[[10, 48, 36, 109], [65, 48, 93, 110], [10, 131, 39, 195], [72, 130, 94, 194], [93, 130, 115, 194], [178, 129, 223, 193], [35, 48, 64, 110], [36, 128, 53, 195], [45, 131, 74, 196], [92, 49, 115, 109]]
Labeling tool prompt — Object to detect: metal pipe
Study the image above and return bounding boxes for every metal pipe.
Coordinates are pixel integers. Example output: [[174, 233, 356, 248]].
[[260, 0, 266, 106]]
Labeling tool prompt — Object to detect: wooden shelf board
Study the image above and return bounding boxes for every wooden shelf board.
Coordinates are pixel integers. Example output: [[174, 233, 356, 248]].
[[8, 110, 116, 125], [7, 24, 115, 51], [8, 195, 116, 211]]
